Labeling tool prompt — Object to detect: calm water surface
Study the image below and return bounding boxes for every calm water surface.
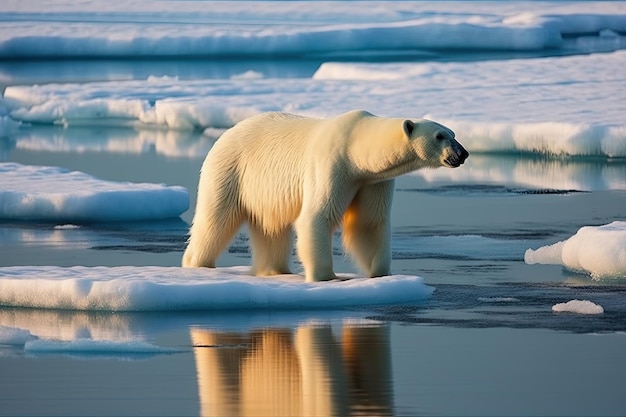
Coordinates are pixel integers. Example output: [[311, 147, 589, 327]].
[[1, 62, 626, 416]]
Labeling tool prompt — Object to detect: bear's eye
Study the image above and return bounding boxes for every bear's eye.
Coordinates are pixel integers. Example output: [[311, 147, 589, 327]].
[[436, 133, 445, 141]]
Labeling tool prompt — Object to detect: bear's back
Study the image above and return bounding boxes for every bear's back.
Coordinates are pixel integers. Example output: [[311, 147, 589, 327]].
[[217, 112, 320, 231]]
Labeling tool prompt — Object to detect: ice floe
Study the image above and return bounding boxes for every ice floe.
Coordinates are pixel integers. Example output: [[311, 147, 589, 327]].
[[2, 51, 625, 157], [525, 221, 626, 279], [0, 266, 433, 311], [552, 300, 604, 315], [0, 162, 188, 222], [1, 1, 625, 58]]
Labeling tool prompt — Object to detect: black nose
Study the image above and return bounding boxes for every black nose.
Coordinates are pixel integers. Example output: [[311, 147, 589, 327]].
[[459, 148, 469, 163]]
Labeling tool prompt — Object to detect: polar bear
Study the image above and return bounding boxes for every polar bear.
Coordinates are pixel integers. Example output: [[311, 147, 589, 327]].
[[182, 110, 468, 282]]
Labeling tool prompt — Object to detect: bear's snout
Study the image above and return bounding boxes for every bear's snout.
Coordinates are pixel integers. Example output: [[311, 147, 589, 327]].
[[445, 142, 469, 168]]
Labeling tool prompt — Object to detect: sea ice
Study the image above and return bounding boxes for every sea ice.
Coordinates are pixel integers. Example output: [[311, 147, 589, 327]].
[[3, 51, 625, 157], [0, 162, 188, 222], [552, 300, 604, 315], [0, 266, 434, 311], [525, 221, 626, 279], [1, 1, 625, 58]]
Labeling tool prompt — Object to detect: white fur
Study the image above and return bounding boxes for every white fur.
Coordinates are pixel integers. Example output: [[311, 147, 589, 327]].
[[183, 110, 467, 282]]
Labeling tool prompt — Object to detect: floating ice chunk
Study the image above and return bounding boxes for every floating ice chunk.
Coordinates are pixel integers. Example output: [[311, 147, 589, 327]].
[[552, 300, 604, 315], [0, 162, 188, 222], [525, 222, 626, 279], [54, 224, 81, 230], [0, 325, 38, 346], [0, 266, 433, 312], [525, 241, 566, 265], [230, 70, 264, 80]]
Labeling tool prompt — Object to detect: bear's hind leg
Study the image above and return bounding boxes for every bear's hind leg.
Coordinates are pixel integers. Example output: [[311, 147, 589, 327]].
[[183, 209, 244, 268], [249, 224, 293, 276], [182, 190, 244, 268]]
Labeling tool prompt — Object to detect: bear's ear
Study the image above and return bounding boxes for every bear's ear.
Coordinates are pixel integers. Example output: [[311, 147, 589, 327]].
[[403, 120, 414, 138]]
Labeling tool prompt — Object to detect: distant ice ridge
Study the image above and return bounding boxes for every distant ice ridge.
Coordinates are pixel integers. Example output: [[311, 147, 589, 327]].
[[0, 266, 433, 311], [525, 221, 626, 279], [0, 162, 188, 222], [0, 1, 625, 58], [3, 51, 625, 157]]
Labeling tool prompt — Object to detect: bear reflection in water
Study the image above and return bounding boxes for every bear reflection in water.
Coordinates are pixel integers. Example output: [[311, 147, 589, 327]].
[[191, 323, 392, 417]]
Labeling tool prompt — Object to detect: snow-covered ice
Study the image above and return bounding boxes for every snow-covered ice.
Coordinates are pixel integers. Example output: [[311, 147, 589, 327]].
[[0, 162, 188, 222], [552, 300, 604, 315], [0, 2, 625, 157], [0, 266, 433, 311], [1, 1, 625, 59], [525, 221, 626, 279], [2, 50, 625, 157]]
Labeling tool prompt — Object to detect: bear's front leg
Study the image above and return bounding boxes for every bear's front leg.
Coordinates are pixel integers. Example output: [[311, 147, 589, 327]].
[[342, 181, 394, 277], [295, 212, 337, 282]]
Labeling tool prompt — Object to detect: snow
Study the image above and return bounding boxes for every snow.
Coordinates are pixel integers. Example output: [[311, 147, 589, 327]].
[[0, 266, 434, 312], [0, 162, 188, 222], [552, 300, 604, 315], [525, 221, 626, 279], [1, 1, 625, 59]]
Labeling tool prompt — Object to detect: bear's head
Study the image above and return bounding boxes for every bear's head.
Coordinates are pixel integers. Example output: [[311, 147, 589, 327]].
[[403, 119, 469, 168]]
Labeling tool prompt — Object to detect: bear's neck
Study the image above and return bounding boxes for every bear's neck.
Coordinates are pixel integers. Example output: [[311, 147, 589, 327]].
[[367, 153, 430, 181], [348, 118, 428, 182]]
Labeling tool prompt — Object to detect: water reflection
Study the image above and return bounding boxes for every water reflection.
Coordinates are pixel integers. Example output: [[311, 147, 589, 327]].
[[0, 59, 320, 88], [191, 323, 392, 417], [0, 309, 134, 342], [6, 125, 216, 159], [414, 154, 626, 191]]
